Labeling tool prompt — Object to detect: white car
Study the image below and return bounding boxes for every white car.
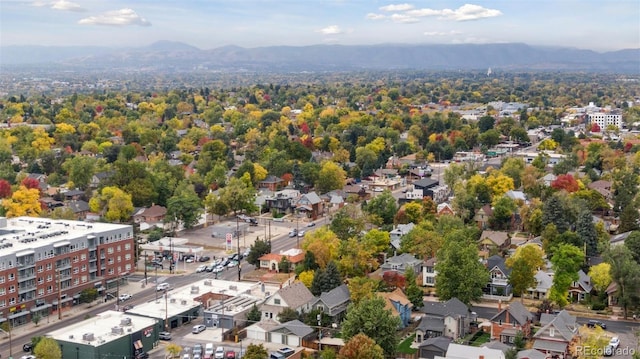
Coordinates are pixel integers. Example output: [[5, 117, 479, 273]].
[[196, 264, 207, 273], [609, 337, 620, 350], [212, 265, 225, 273], [192, 324, 206, 334], [214, 346, 225, 359], [20, 356, 37, 359], [297, 230, 305, 237], [156, 282, 170, 291], [118, 293, 132, 301], [373, 187, 384, 192]]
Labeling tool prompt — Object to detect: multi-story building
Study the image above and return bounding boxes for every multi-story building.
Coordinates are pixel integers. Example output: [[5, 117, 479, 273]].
[[587, 110, 623, 130], [0, 217, 134, 327]]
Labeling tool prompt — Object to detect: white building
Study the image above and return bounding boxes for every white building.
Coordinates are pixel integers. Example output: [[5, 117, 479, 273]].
[[587, 111, 623, 130]]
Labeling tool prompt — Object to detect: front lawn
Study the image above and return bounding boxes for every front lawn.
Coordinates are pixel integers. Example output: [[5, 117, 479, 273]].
[[469, 332, 491, 346], [397, 333, 417, 354]]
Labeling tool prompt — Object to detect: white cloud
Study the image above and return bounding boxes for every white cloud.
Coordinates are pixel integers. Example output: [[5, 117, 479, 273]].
[[31, 1, 49, 7], [318, 25, 343, 35], [366, 13, 386, 20], [390, 13, 419, 23], [51, 0, 85, 12], [78, 8, 151, 26], [379, 3, 414, 12], [439, 4, 502, 21], [424, 30, 462, 36]]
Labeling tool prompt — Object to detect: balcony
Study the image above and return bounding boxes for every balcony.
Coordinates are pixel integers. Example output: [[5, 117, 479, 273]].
[[18, 284, 37, 294], [491, 278, 509, 286]]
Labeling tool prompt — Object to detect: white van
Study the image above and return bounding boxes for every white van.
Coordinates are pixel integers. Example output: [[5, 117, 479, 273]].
[[204, 343, 214, 356]]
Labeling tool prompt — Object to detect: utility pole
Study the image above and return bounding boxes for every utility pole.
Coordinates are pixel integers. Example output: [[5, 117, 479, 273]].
[[296, 208, 300, 248], [57, 267, 62, 320], [236, 216, 241, 281], [317, 314, 322, 352], [155, 265, 158, 302], [164, 289, 169, 332]]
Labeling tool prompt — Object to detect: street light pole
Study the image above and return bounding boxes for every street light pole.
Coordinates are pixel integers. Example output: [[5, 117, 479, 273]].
[[296, 208, 299, 248], [236, 216, 241, 281]]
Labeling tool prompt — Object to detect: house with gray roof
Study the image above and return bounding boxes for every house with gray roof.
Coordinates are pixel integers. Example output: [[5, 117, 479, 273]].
[[389, 223, 415, 251], [66, 200, 90, 220], [295, 191, 323, 220], [532, 310, 577, 358], [489, 301, 534, 343], [418, 298, 472, 340], [417, 336, 451, 359], [568, 269, 593, 302], [380, 253, 422, 274], [527, 270, 552, 300], [517, 349, 547, 359], [610, 230, 633, 247], [269, 319, 315, 347], [483, 255, 513, 300], [260, 282, 314, 322], [308, 284, 350, 321]]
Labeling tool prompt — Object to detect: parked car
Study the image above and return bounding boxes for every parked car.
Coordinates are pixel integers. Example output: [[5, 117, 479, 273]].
[[156, 283, 170, 291], [192, 325, 206, 334], [306, 222, 316, 227], [198, 256, 211, 262], [297, 230, 305, 237], [184, 255, 195, 263], [20, 355, 36, 359], [23, 343, 33, 352], [212, 265, 225, 273], [373, 187, 383, 192], [225, 351, 236, 359], [193, 343, 203, 356], [230, 253, 239, 261], [609, 337, 620, 350], [118, 293, 132, 301], [587, 320, 607, 329], [196, 265, 208, 273], [227, 260, 238, 268], [159, 331, 172, 340], [278, 347, 295, 358], [288, 229, 297, 237], [242, 248, 251, 258], [214, 347, 225, 359]]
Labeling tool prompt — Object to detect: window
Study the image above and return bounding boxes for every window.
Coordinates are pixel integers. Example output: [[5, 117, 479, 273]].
[[274, 298, 281, 305], [73, 256, 79, 263], [0, 276, 4, 284], [74, 278, 79, 285], [125, 264, 132, 271], [0, 288, 4, 295], [108, 247, 114, 254], [108, 258, 114, 264], [117, 245, 121, 252], [46, 263, 52, 270], [38, 288, 44, 296], [37, 265, 43, 273], [47, 274, 52, 282], [38, 277, 44, 284], [108, 269, 114, 275], [81, 265, 86, 272], [8, 273, 14, 281], [81, 276, 87, 283], [117, 256, 121, 263], [73, 268, 79, 274], [0, 299, 4, 308], [9, 285, 15, 293], [47, 286, 53, 293], [125, 243, 131, 250], [125, 254, 131, 260], [9, 298, 15, 305], [81, 254, 86, 260]]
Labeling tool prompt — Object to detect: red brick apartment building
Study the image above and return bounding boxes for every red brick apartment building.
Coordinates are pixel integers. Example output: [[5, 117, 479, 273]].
[[0, 217, 134, 327]]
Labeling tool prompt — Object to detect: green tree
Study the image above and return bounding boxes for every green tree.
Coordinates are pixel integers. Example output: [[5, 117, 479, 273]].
[[61, 155, 96, 190], [34, 337, 62, 359], [246, 239, 271, 266], [79, 288, 99, 303], [166, 182, 203, 230], [338, 333, 385, 359], [542, 192, 571, 234], [277, 307, 300, 323], [612, 168, 639, 215], [341, 296, 400, 356], [404, 267, 424, 309], [435, 231, 489, 306], [316, 161, 346, 194], [311, 261, 342, 295], [243, 343, 269, 359], [279, 256, 291, 273], [625, 231, 640, 263], [400, 221, 443, 259], [619, 204, 640, 233], [549, 244, 584, 308], [489, 195, 516, 230], [247, 304, 261, 323], [218, 177, 257, 216], [606, 245, 640, 318], [576, 210, 598, 257], [329, 205, 365, 241], [506, 244, 545, 302], [363, 190, 397, 226]]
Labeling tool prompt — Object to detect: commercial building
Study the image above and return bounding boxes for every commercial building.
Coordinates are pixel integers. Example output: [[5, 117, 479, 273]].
[[47, 310, 160, 359], [0, 217, 134, 327]]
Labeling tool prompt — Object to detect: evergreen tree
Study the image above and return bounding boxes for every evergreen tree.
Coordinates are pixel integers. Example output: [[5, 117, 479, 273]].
[[576, 210, 598, 257], [341, 297, 400, 356], [619, 204, 640, 233], [246, 304, 261, 323], [404, 268, 424, 309], [542, 193, 570, 233]]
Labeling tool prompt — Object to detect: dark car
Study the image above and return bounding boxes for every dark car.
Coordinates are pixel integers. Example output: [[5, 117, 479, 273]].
[[306, 222, 316, 227], [587, 320, 606, 329], [198, 256, 211, 262], [23, 342, 33, 352]]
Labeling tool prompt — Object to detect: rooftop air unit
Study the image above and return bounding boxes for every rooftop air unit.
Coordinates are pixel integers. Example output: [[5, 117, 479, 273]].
[[82, 333, 95, 341], [120, 317, 132, 326], [111, 326, 124, 335]]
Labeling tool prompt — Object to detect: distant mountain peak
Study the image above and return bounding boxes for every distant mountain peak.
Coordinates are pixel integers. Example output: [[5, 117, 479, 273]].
[[147, 40, 200, 52]]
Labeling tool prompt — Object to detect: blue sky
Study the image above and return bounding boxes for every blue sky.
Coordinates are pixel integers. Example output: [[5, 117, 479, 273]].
[[1, 0, 638, 51]]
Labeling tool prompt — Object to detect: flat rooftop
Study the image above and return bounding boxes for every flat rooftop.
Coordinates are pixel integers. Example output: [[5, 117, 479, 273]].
[[125, 285, 201, 320], [0, 217, 131, 254], [47, 310, 157, 346]]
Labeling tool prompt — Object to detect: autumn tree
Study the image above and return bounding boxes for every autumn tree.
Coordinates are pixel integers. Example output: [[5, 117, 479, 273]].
[[551, 174, 580, 193], [347, 276, 378, 305], [216, 176, 257, 216], [166, 182, 203, 230], [166, 343, 182, 358], [400, 221, 443, 259], [34, 337, 62, 359], [302, 227, 340, 269], [89, 186, 133, 222], [316, 161, 346, 194], [341, 296, 400, 357], [329, 205, 365, 241], [506, 244, 545, 301], [549, 244, 584, 308], [3, 185, 42, 217], [243, 343, 269, 359], [570, 325, 609, 359], [588, 263, 612, 294], [0, 179, 12, 198], [338, 333, 384, 359], [606, 245, 640, 318]]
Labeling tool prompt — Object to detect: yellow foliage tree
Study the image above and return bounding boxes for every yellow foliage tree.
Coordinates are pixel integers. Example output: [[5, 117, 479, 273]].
[[299, 270, 315, 288], [588, 262, 612, 293], [364, 137, 386, 155], [31, 127, 55, 153], [486, 172, 515, 199], [301, 227, 340, 269], [166, 343, 182, 358], [55, 122, 76, 135], [89, 186, 134, 223], [253, 163, 268, 183], [3, 185, 41, 217], [570, 325, 609, 359]]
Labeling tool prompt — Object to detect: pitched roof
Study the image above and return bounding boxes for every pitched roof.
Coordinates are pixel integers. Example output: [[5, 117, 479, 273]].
[[377, 288, 412, 316], [533, 310, 576, 341], [141, 204, 167, 218], [67, 200, 90, 213], [517, 349, 547, 359], [417, 335, 451, 350], [413, 178, 439, 188], [531, 270, 552, 292], [445, 343, 505, 359], [417, 316, 445, 333], [272, 319, 314, 337], [277, 282, 314, 310], [260, 175, 283, 184], [298, 191, 321, 204], [575, 270, 593, 292], [316, 284, 350, 309], [384, 253, 422, 266], [480, 230, 510, 247], [487, 255, 511, 276], [421, 297, 469, 318], [490, 301, 533, 325]]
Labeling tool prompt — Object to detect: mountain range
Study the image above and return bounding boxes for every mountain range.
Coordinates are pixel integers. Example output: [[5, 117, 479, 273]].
[[2, 41, 638, 73]]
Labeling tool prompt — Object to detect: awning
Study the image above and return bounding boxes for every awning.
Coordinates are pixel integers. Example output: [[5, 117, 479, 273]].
[[533, 339, 567, 353], [51, 297, 74, 305], [31, 304, 52, 311], [53, 241, 71, 248], [16, 250, 35, 257], [8, 311, 30, 319]]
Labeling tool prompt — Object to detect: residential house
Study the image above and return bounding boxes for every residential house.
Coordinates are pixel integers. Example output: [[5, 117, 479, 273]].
[[422, 258, 437, 287], [269, 319, 315, 347], [489, 301, 534, 343], [417, 336, 451, 359], [478, 230, 511, 255], [568, 270, 593, 302], [389, 223, 415, 252], [258, 248, 306, 272], [441, 343, 505, 359], [436, 203, 455, 217], [264, 189, 300, 215], [259, 175, 285, 192], [610, 230, 633, 247], [380, 253, 423, 275], [413, 178, 440, 197], [377, 288, 413, 328], [419, 298, 471, 340], [516, 349, 547, 359], [61, 189, 85, 201], [527, 270, 552, 300], [134, 204, 168, 224], [474, 205, 493, 230], [605, 282, 618, 307], [66, 200, 90, 220], [260, 282, 314, 322], [505, 190, 527, 203], [307, 284, 351, 322], [532, 310, 578, 358], [27, 173, 48, 192], [295, 191, 323, 220], [90, 171, 112, 188], [541, 173, 557, 187], [483, 255, 513, 300], [588, 180, 613, 200]]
